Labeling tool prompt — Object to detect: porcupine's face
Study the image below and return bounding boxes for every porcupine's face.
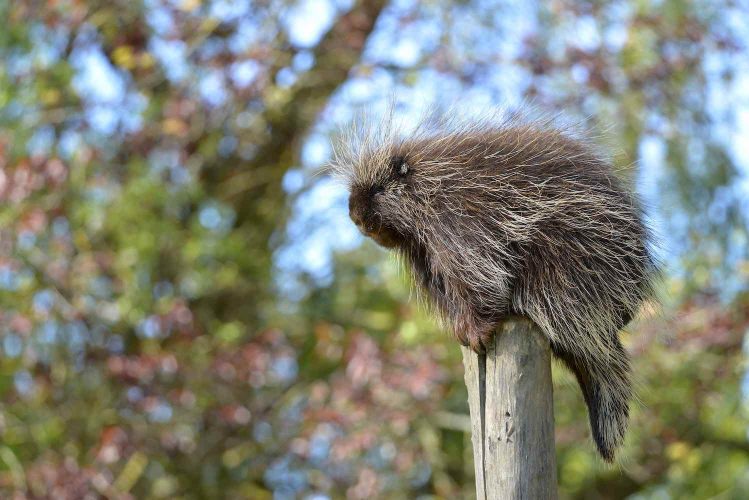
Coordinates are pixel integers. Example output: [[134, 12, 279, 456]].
[[348, 154, 413, 249]]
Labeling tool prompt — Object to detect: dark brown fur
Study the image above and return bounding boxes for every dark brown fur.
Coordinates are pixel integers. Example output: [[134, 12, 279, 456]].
[[336, 116, 659, 461]]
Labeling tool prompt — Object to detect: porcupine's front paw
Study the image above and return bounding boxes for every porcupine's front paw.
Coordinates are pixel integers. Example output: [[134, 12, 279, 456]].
[[454, 316, 496, 354]]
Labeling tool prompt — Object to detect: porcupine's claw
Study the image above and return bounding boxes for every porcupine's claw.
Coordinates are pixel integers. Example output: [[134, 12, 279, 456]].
[[452, 313, 495, 354], [466, 323, 496, 354], [455, 331, 471, 348]]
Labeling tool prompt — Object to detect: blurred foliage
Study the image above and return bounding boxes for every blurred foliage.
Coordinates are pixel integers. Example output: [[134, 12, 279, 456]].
[[1, 0, 748, 499]]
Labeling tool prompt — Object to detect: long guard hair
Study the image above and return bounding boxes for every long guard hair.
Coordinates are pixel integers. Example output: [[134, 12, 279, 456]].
[[330, 106, 660, 461]]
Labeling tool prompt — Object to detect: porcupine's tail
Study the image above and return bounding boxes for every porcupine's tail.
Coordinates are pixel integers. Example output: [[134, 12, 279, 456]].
[[552, 336, 632, 462]]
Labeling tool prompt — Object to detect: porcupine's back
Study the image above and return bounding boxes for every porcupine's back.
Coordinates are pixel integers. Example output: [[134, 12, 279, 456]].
[[449, 126, 654, 348], [395, 121, 655, 330], [413, 123, 656, 460]]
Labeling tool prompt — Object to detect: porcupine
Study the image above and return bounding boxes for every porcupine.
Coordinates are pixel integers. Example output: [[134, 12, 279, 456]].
[[330, 109, 659, 462]]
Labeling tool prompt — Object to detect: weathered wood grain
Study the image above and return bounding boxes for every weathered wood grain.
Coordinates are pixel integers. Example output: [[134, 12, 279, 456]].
[[462, 317, 558, 500]]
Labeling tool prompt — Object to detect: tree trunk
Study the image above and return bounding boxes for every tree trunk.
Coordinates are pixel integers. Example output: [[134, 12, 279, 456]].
[[462, 317, 558, 500]]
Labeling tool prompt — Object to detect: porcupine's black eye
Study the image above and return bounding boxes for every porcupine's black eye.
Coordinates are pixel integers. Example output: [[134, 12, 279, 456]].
[[390, 156, 409, 177]]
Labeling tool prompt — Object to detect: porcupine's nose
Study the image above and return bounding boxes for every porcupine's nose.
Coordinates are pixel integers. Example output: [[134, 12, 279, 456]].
[[348, 190, 367, 229], [348, 193, 362, 226]]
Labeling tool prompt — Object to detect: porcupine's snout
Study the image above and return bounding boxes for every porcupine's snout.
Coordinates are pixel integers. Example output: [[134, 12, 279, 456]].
[[348, 185, 399, 248], [348, 186, 372, 231]]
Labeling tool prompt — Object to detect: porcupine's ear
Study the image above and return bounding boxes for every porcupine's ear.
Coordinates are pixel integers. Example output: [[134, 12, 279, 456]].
[[552, 339, 631, 462]]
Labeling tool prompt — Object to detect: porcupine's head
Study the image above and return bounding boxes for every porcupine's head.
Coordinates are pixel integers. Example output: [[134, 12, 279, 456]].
[[346, 152, 418, 249], [329, 114, 473, 252]]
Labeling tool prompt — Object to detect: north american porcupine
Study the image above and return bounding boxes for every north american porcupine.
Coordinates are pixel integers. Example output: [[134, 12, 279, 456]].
[[330, 109, 659, 462]]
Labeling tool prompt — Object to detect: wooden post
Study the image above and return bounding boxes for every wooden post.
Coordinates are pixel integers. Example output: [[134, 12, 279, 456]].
[[462, 317, 558, 500]]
